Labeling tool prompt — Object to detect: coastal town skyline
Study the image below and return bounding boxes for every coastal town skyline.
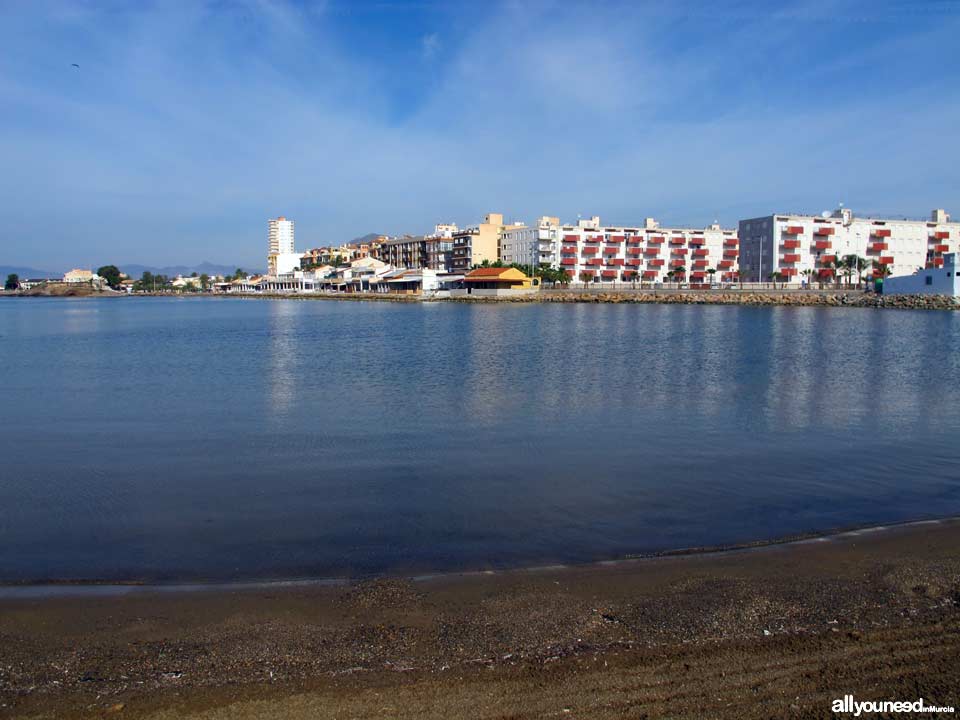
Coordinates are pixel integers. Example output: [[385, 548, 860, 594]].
[[2, 0, 959, 270]]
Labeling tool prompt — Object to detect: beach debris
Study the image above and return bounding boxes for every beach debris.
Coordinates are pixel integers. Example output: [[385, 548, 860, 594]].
[[105, 703, 125, 714], [762, 629, 771, 636]]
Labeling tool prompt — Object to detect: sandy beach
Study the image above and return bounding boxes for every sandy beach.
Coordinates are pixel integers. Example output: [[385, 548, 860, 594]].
[[1, 519, 958, 719]]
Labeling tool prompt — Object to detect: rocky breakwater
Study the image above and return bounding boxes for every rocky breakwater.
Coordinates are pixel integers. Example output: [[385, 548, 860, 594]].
[[536, 291, 959, 310]]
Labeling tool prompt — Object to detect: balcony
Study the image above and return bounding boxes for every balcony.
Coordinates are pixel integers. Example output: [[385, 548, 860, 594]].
[[626, 239, 643, 247], [644, 247, 661, 255], [648, 235, 665, 244], [603, 248, 619, 255], [672, 248, 688, 255], [647, 259, 664, 267], [723, 249, 738, 258], [782, 239, 801, 249], [784, 225, 804, 234], [581, 269, 596, 277], [586, 258, 603, 266], [582, 247, 598, 255], [818, 268, 835, 277], [690, 271, 706, 280], [670, 260, 685, 268], [693, 248, 709, 257], [782, 254, 800, 263], [563, 234, 579, 242], [561, 246, 577, 255], [813, 240, 832, 250], [779, 267, 798, 277], [872, 228, 891, 238], [601, 270, 617, 278], [718, 260, 733, 269], [934, 244, 950, 253], [933, 231, 950, 240], [608, 235, 624, 243], [930, 257, 945, 268], [608, 258, 625, 267], [869, 242, 888, 252], [669, 236, 685, 245], [560, 258, 576, 266], [642, 270, 658, 279], [692, 259, 708, 268], [584, 235, 601, 243], [627, 248, 643, 256], [820, 254, 837, 264], [814, 226, 835, 236], [724, 238, 739, 247], [622, 271, 637, 280], [626, 258, 642, 266], [689, 237, 705, 246]]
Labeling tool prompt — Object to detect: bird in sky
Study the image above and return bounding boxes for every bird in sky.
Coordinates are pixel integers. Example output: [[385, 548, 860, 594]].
[[71, 63, 79, 68]]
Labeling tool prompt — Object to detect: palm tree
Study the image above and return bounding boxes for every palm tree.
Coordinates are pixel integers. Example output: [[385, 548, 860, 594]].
[[840, 254, 869, 288], [800, 268, 814, 289], [706, 267, 716, 286], [673, 265, 686, 286]]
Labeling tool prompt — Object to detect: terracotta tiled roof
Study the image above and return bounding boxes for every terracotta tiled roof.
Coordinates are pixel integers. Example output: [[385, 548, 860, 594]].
[[465, 267, 514, 278]]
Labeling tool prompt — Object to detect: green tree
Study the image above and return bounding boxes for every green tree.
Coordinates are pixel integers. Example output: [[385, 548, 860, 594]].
[[706, 267, 717, 285], [5, 273, 19, 290], [234, 268, 248, 280], [96, 265, 122, 289]]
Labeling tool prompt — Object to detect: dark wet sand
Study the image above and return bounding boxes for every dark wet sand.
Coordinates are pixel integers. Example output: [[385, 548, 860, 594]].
[[2, 520, 959, 719]]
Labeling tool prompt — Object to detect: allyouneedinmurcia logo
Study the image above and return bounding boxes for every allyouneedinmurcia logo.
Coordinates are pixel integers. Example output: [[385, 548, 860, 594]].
[[832, 695, 955, 716]]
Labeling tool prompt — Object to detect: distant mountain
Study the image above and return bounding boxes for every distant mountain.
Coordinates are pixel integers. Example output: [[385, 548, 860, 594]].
[[0, 265, 61, 280], [120, 262, 263, 278], [351, 233, 383, 244]]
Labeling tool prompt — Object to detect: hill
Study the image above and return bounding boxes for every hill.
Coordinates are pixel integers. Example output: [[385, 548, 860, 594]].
[[351, 233, 383, 245], [120, 262, 262, 278], [0, 265, 61, 280]]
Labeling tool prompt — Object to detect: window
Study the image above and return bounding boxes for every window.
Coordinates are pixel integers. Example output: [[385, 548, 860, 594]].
[[925, 276, 933, 286]]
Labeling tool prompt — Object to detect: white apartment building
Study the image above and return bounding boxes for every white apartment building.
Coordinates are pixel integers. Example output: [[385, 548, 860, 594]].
[[549, 216, 738, 284], [738, 207, 957, 284], [267, 215, 300, 276], [429, 223, 459, 238], [499, 216, 561, 267]]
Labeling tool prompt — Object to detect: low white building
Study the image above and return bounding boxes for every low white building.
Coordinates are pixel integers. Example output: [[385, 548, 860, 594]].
[[883, 253, 960, 296]]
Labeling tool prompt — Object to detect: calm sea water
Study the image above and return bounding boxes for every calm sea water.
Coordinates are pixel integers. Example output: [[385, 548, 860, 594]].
[[1, 297, 959, 583]]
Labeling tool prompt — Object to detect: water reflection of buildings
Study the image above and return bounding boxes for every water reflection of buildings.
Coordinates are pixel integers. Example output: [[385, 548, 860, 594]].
[[453, 305, 954, 441], [267, 300, 298, 418]]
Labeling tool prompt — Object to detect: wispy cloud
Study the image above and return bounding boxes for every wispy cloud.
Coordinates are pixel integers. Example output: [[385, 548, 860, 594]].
[[421, 32, 440, 60], [0, 0, 958, 268]]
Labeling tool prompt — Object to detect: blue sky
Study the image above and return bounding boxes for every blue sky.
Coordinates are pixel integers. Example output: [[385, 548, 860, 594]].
[[2, 0, 958, 269]]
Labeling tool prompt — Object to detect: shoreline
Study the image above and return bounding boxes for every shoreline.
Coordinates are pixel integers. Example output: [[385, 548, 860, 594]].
[[0, 514, 952, 597], [3, 288, 958, 309], [2, 518, 958, 719]]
